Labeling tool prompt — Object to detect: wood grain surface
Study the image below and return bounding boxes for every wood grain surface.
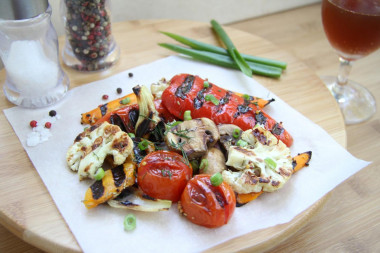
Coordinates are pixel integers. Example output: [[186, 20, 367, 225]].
[[230, 3, 380, 253], [0, 2, 378, 252]]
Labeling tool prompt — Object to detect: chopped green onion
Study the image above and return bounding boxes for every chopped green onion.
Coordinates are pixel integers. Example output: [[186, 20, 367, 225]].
[[190, 160, 199, 172], [242, 94, 251, 100], [124, 214, 136, 231], [94, 168, 105, 181], [203, 81, 210, 88], [120, 97, 131, 105], [210, 20, 252, 77], [128, 133, 135, 138], [138, 139, 149, 150], [160, 31, 287, 69], [264, 157, 277, 170], [232, 128, 241, 139], [200, 158, 208, 171], [205, 94, 219, 105], [210, 172, 223, 186], [236, 139, 248, 147], [158, 43, 282, 78], [184, 110, 192, 121]]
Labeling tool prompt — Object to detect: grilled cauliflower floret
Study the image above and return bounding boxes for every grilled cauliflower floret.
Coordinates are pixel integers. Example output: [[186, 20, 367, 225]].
[[150, 78, 169, 99], [66, 122, 133, 180], [223, 125, 292, 193]]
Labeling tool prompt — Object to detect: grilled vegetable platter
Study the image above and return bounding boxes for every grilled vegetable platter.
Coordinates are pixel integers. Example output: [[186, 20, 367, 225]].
[[66, 73, 312, 229]]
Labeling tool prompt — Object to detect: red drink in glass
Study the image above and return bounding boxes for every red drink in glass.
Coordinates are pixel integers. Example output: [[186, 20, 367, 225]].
[[322, 0, 380, 60], [320, 0, 379, 124]]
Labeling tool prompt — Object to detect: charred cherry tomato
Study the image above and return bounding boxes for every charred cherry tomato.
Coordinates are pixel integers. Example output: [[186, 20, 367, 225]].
[[137, 151, 192, 202], [179, 174, 236, 228]]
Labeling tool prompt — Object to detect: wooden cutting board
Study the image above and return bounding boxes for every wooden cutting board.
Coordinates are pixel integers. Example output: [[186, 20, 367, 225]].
[[0, 19, 346, 252]]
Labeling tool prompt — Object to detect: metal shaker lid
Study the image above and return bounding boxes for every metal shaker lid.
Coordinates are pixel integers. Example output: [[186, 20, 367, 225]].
[[0, 0, 49, 20]]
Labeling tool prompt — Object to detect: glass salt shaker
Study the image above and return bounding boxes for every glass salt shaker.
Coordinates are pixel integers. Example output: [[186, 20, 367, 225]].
[[0, 0, 70, 108], [61, 0, 120, 72]]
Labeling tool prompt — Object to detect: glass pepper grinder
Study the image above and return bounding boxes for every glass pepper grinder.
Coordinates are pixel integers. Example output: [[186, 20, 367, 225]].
[[61, 0, 120, 72], [0, 0, 70, 108]]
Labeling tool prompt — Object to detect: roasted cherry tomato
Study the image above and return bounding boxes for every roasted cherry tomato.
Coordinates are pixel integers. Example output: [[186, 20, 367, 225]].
[[179, 174, 236, 228], [137, 151, 192, 202]]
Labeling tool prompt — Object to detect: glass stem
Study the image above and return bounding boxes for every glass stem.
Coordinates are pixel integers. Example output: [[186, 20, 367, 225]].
[[336, 57, 352, 86]]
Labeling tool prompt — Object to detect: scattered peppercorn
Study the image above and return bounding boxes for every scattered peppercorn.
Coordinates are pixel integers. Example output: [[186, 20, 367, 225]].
[[45, 122, 52, 129], [49, 110, 57, 117], [102, 94, 109, 100], [116, 87, 122, 94], [128, 72, 133, 77], [30, 120, 37, 128]]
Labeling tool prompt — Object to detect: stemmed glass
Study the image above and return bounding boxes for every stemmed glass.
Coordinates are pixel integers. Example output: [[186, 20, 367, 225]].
[[321, 0, 380, 124]]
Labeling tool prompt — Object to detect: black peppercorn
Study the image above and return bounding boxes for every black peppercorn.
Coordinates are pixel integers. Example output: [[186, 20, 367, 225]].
[[49, 110, 57, 117]]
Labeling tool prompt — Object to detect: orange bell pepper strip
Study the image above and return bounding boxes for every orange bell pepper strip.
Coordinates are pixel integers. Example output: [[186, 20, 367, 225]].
[[81, 93, 137, 125]]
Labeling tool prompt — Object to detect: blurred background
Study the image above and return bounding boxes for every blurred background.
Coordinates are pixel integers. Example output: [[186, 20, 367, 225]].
[[0, 0, 320, 68], [49, 0, 320, 36]]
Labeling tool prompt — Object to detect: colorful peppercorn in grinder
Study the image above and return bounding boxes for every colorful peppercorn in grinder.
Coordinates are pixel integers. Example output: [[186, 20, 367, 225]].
[[61, 0, 120, 71]]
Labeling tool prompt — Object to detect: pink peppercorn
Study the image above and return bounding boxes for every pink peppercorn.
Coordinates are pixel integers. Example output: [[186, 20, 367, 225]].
[[45, 122, 52, 129], [102, 94, 109, 100], [30, 120, 37, 128]]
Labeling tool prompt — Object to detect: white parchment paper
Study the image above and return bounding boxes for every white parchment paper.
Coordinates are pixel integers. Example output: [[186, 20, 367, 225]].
[[4, 56, 370, 253]]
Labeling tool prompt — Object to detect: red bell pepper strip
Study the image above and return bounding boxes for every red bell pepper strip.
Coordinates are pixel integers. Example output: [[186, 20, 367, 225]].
[[161, 74, 293, 147], [95, 99, 177, 133]]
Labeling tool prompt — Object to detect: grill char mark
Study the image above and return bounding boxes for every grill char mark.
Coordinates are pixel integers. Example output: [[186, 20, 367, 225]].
[[194, 88, 205, 109], [175, 75, 195, 99], [233, 104, 252, 118], [90, 180, 104, 200], [255, 111, 267, 125], [112, 165, 126, 187], [272, 123, 285, 136], [100, 104, 108, 116]]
